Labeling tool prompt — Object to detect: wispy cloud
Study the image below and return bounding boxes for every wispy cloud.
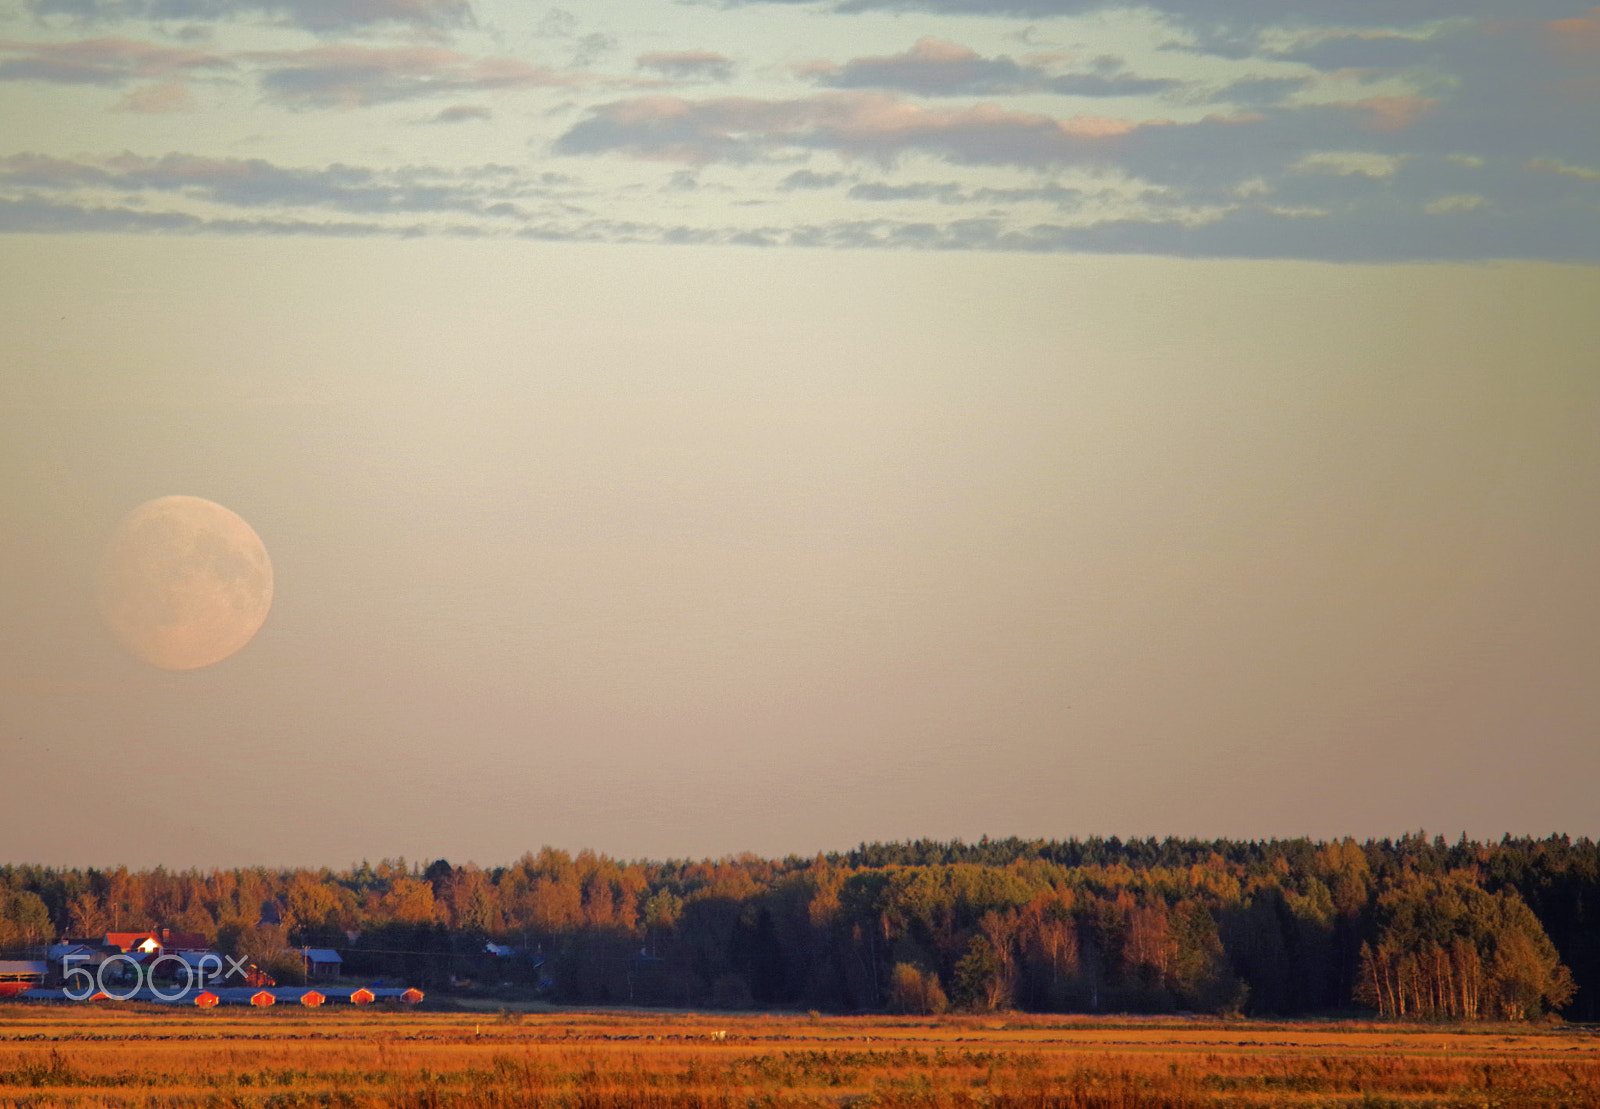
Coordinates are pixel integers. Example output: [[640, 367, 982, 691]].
[[1204, 76, 1311, 107], [0, 36, 228, 85], [253, 46, 577, 108], [807, 38, 1178, 97], [427, 102, 491, 123], [747, 0, 1584, 29], [25, 0, 471, 35], [2, 145, 1596, 261], [636, 50, 735, 82], [1547, 7, 1600, 58], [114, 79, 193, 111], [1529, 156, 1600, 180], [553, 91, 1147, 165], [0, 195, 396, 234], [0, 151, 560, 218], [848, 179, 1089, 209], [778, 169, 848, 189]]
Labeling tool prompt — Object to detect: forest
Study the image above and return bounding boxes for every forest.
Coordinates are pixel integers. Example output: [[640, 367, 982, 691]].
[[1, 834, 1594, 1022]]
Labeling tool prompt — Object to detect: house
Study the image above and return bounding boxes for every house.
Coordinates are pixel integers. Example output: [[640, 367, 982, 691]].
[[43, 944, 108, 986], [301, 948, 343, 980], [105, 931, 163, 955], [103, 929, 209, 955], [46, 942, 105, 964], [0, 961, 47, 998]]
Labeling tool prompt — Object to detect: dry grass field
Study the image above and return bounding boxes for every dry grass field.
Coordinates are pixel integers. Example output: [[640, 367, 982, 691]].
[[2, 1004, 1597, 1108]]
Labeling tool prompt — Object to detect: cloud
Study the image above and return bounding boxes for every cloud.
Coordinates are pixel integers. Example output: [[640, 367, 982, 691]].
[[1423, 193, 1487, 214], [1547, 7, 1600, 58], [24, 0, 471, 35], [1336, 94, 1437, 132], [428, 103, 491, 123], [808, 37, 1029, 95], [849, 179, 1088, 208], [553, 91, 1148, 166], [736, 0, 1585, 29], [1, 0, 1591, 263], [0, 195, 414, 234], [1291, 151, 1403, 177], [254, 46, 575, 108], [2, 147, 1595, 260], [114, 78, 193, 111], [0, 36, 228, 85], [1205, 76, 1311, 106], [0, 151, 557, 219], [778, 169, 847, 189], [849, 180, 965, 201], [1529, 156, 1600, 180], [569, 33, 615, 68], [636, 50, 734, 82], [807, 37, 1179, 97], [1038, 198, 1600, 262], [1277, 32, 1444, 72]]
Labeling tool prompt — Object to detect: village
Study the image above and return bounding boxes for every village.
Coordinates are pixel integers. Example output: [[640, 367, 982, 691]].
[[0, 928, 423, 1007]]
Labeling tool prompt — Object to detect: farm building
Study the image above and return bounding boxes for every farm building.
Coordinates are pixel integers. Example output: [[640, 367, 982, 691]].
[[301, 948, 343, 979], [102, 929, 210, 955], [104, 932, 162, 955], [0, 961, 47, 998]]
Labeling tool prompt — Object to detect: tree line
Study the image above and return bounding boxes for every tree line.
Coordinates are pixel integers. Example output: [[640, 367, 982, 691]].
[[1, 833, 1593, 1020]]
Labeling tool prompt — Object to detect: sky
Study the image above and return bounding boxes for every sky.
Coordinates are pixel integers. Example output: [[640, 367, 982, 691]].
[[1, 0, 1598, 869]]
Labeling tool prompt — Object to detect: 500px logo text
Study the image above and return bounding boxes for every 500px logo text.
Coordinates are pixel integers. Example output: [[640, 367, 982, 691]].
[[60, 952, 249, 1002]]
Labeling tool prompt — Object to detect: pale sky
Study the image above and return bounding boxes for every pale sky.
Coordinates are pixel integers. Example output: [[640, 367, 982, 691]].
[[1, 0, 1597, 869]]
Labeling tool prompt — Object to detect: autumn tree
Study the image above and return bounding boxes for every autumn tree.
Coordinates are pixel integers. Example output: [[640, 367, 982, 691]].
[[887, 962, 949, 1014]]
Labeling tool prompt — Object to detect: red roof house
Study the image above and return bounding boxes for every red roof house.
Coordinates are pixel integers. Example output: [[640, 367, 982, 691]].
[[105, 932, 162, 954]]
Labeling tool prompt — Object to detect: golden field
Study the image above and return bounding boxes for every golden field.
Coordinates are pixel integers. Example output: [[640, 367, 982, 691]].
[[1, 1004, 1597, 1108]]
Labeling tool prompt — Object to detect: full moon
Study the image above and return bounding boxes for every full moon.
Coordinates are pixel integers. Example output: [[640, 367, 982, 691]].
[[96, 495, 274, 670]]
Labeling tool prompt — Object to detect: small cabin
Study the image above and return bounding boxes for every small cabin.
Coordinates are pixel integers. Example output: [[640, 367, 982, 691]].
[[303, 949, 343, 980]]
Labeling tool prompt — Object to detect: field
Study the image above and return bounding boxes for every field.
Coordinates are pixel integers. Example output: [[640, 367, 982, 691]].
[[2, 1005, 1598, 1108]]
